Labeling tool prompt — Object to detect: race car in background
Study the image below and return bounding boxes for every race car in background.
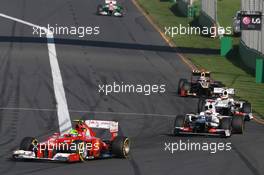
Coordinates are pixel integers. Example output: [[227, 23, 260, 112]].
[[173, 109, 245, 138], [177, 70, 223, 98], [197, 88, 252, 121], [13, 120, 130, 162], [97, 0, 124, 17]]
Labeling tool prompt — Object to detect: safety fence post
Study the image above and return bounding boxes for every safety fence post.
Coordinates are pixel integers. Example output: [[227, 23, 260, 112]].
[[220, 36, 232, 56], [256, 58, 264, 83]]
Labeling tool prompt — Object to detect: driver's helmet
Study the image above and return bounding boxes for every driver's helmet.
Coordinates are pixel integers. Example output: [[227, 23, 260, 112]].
[[198, 76, 207, 82], [205, 109, 213, 115], [199, 112, 205, 116], [221, 90, 229, 99], [205, 103, 213, 110], [69, 129, 78, 136]]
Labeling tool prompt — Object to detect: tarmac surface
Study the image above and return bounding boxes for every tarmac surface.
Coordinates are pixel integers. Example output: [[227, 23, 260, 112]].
[[0, 0, 263, 175]]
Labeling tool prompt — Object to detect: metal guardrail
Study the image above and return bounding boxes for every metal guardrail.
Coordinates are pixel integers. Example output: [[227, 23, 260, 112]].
[[241, 0, 264, 55]]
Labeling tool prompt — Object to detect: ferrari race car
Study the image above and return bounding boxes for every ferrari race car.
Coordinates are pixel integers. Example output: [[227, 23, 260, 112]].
[[197, 88, 253, 121], [13, 120, 130, 162], [173, 109, 245, 138], [97, 0, 124, 17], [177, 70, 223, 98]]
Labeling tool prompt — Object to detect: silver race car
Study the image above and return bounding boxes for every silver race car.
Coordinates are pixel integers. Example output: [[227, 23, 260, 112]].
[[198, 88, 253, 121]]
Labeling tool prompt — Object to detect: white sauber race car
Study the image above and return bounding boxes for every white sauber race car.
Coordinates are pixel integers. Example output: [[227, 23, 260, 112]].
[[174, 104, 245, 138], [198, 88, 253, 121]]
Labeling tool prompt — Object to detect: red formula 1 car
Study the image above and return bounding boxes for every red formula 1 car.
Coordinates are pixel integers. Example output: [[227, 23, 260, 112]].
[[178, 70, 223, 98], [13, 120, 130, 162]]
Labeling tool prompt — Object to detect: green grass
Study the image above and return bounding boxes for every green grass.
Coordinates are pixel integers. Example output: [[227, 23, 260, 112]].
[[217, 0, 240, 28], [217, 0, 240, 45], [190, 54, 264, 117], [137, 0, 264, 117], [138, 0, 220, 49]]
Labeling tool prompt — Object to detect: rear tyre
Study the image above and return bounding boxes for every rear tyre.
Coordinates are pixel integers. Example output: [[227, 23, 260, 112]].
[[112, 136, 130, 158], [220, 118, 232, 130], [220, 118, 232, 137], [115, 6, 124, 17], [183, 82, 191, 91], [20, 137, 38, 152], [173, 115, 186, 135], [197, 98, 206, 113], [232, 116, 244, 134], [177, 78, 188, 95], [242, 102, 251, 114], [97, 5, 103, 15]]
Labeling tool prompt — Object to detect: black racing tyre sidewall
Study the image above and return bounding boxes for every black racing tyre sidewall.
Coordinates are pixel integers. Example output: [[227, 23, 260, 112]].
[[19, 137, 38, 152], [112, 136, 130, 158], [197, 98, 206, 113], [97, 5, 103, 14], [220, 118, 232, 131], [242, 102, 251, 114], [232, 116, 245, 134], [177, 78, 187, 94], [174, 115, 186, 135], [71, 140, 88, 161]]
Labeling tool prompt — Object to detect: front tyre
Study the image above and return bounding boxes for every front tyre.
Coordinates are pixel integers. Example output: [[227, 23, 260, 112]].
[[20, 137, 38, 152], [232, 116, 244, 134], [220, 118, 232, 137], [71, 140, 88, 161], [112, 136, 130, 158], [173, 115, 186, 136]]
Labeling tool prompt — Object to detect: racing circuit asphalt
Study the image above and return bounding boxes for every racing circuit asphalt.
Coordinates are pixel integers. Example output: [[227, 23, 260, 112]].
[[0, 0, 263, 175]]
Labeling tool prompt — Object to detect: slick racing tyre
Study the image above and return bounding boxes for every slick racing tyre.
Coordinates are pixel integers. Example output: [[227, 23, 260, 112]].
[[71, 140, 88, 161], [242, 102, 251, 114], [173, 115, 186, 135], [20, 137, 38, 152], [177, 78, 188, 95], [220, 118, 232, 137], [112, 136, 130, 158], [97, 5, 103, 15], [197, 98, 206, 113], [220, 118, 232, 130], [232, 116, 245, 134]]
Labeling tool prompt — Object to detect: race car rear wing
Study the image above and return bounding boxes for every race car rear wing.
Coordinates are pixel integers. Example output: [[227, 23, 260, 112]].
[[85, 120, 118, 140], [105, 0, 117, 4], [213, 88, 235, 95], [192, 70, 210, 77], [85, 120, 118, 133]]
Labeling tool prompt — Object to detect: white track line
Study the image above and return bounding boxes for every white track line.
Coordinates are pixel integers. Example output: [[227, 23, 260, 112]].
[[0, 107, 176, 118], [0, 13, 72, 133]]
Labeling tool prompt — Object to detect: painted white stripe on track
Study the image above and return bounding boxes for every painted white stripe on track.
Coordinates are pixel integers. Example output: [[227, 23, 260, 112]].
[[0, 13, 72, 133], [0, 107, 176, 118]]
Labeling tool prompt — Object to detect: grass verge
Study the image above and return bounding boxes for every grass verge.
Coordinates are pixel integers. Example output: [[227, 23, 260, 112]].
[[136, 0, 264, 117]]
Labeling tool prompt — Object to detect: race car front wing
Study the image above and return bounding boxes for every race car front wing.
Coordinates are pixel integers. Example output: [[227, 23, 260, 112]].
[[174, 127, 231, 137], [13, 150, 81, 162]]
